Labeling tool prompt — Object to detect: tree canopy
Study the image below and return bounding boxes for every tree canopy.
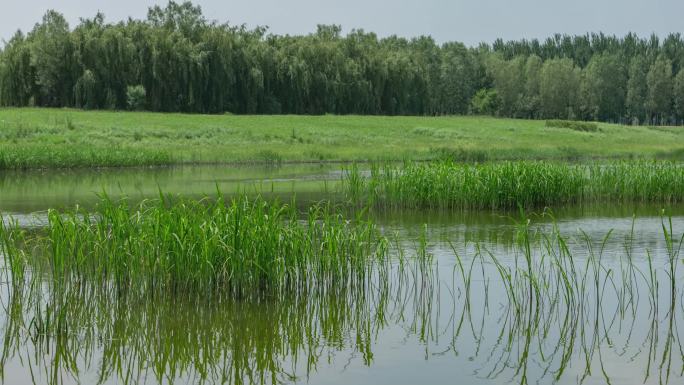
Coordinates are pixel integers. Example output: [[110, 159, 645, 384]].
[[1, 2, 683, 124]]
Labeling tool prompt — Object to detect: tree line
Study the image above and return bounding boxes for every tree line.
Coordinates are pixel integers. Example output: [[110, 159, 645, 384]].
[[1, 1, 684, 124]]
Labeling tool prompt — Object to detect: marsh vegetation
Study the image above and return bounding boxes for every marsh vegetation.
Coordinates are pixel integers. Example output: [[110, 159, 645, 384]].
[[344, 160, 684, 209], [1, 190, 684, 384]]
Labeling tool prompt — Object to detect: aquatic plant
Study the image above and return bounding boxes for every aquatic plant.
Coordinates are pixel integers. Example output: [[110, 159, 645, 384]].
[[344, 160, 684, 209], [0, 216, 436, 385], [0, 194, 386, 296], [0, 144, 172, 169]]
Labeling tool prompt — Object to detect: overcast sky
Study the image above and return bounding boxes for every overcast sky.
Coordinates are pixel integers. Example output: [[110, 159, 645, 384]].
[[0, 0, 681, 46]]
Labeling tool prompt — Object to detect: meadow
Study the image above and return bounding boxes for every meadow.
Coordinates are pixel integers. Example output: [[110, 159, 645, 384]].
[[1, 108, 683, 168]]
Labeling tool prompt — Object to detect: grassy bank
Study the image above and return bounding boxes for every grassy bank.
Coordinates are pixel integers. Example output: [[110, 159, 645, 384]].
[[1, 108, 683, 168], [344, 161, 684, 209]]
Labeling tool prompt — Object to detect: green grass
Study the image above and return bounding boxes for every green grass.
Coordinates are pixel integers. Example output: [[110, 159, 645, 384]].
[[1, 194, 386, 296], [344, 160, 684, 209], [0, 144, 171, 169], [0, 108, 683, 168]]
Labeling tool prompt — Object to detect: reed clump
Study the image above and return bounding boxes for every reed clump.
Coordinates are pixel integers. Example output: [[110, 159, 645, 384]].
[[0, 144, 172, 169], [344, 160, 684, 209], [0, 194, 386, 296]]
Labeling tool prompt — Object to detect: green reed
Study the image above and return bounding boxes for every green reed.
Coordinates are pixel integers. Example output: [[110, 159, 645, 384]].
[[0, 144, 172, 169], [344, 160, 684, 209], [0, 232, 433, 385], [0, 194, 386, 297], [467, 212, 684, 385]]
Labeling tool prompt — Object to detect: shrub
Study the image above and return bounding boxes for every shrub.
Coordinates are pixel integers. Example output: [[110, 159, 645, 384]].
[[126, 85, 147, 111], [470, 89, 500, 115], [545, 119, 599, 132], [255, 149, 283, 165]]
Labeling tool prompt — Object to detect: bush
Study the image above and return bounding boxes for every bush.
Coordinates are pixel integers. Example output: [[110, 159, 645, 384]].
[[126, 85, 147, 111], [470, 89, 500, 115], [432, 147, 489, 162], [545, 120, 599, 132], [74, 70, 97, 109]]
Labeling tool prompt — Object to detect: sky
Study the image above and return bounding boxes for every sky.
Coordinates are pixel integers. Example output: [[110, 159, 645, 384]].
[[0, 0, 681, 47]]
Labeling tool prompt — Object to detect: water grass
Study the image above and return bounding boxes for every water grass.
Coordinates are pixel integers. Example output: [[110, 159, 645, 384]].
[[0, 194, 386, 296], [344, 160, 684, 209], [0, 144, 172, 169]]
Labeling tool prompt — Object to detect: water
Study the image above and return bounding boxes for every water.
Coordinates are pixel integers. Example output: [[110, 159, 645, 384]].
[[2, 165, 684, 385]]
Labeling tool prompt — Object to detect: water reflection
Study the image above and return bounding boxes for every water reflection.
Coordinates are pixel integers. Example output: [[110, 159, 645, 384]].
[[0, 164, 343, 213], [3, 165, 684, 384]]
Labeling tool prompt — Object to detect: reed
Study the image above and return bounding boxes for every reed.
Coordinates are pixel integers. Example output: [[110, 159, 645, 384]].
[[344, 160, 684, 209], [0, 194, 386, 296], [0, 144, 172, 169]]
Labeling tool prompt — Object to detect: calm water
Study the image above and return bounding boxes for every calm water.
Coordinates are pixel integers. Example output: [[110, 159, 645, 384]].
[[1, 165, 684, 385]]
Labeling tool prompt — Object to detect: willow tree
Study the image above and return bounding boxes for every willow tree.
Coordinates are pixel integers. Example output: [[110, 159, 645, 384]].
[[539, 58, 580, 119], [0, 31, 34, 106], [646, 55, 673, 124], [486, 54, 526, 117], [3, 2, 684, 123], [626, 55, 649, 124], [674, 70, 684, 123], [28, 10, 74, 106], [580, 53, 627, 122]]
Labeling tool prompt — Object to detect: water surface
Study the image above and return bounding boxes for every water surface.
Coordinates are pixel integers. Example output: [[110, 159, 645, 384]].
[[1, 165, 684, 385]]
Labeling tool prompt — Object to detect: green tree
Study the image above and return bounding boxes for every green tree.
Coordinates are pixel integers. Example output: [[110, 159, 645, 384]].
[[436, 43, 477, 114], [74, 69, 97, 109], [626, 55, 649, 124], [0, 31, 34, 106], [539, 58, 580, 119], [486, 54, 526, 117], [580, 53, 626, 121], [521, 55, 542, 118], [28, 10, 74, 106], [674, 70, 684, 123], [646, 55, 673, 124]]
